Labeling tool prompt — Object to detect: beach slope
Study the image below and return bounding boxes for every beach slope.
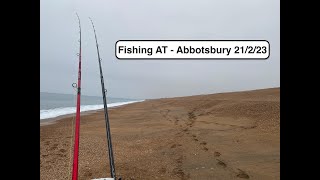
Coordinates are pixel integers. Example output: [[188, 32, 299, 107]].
[[40, 88, 280, 180]]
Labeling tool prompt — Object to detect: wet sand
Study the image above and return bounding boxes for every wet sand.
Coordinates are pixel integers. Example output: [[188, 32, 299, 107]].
[[40, 88, 280, 180]]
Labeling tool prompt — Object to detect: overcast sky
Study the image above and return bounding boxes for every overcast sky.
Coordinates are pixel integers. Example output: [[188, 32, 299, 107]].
[[40, 0, 279, 99]]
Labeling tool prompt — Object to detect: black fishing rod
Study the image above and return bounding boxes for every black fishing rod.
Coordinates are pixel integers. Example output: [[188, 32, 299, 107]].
[[89, 18, 117, 179]]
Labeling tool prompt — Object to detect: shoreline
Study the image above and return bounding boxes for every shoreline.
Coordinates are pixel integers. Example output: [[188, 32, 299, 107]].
[[40, 100, 146, 126], [40, 109, 102, 126]]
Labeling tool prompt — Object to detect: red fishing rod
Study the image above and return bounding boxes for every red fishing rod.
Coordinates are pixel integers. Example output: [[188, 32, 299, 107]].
[[72, 13, 82, 180]]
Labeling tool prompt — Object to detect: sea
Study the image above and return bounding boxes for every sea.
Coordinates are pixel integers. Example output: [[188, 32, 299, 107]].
[[40, 92, 143, 120]]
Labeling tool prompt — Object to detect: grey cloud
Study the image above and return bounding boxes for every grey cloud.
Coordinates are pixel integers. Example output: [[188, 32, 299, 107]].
[[40, 0, 279, 99]]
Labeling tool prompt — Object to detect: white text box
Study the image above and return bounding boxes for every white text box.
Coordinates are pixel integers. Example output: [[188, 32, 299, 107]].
[[115, 40, 269, 59]]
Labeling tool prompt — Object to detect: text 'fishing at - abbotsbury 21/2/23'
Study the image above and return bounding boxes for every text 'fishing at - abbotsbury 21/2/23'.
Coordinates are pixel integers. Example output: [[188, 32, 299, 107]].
[[115, 40, 270, 59]]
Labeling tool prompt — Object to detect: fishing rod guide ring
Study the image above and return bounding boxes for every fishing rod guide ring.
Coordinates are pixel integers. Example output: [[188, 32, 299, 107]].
[[72, 83, 77, 88]]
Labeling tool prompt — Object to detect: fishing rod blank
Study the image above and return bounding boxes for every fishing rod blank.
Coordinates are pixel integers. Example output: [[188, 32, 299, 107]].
[[72, 13, 82, 180], [89, 18, 117, 179]]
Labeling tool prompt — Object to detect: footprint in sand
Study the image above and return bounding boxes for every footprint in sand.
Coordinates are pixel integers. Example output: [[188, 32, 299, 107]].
[[200, 141, 207, 145], [202, 147, 208, 151], [170, 144, 182, 148], [236, 169, 250, 179], [188, 112, 196, 120], [214, 151, 221, 157], [216, 159, 227, 168], [199, 141, 209, 151]]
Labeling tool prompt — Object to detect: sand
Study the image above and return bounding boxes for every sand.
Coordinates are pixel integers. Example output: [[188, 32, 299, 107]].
[[40, 88, 280, 180]]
